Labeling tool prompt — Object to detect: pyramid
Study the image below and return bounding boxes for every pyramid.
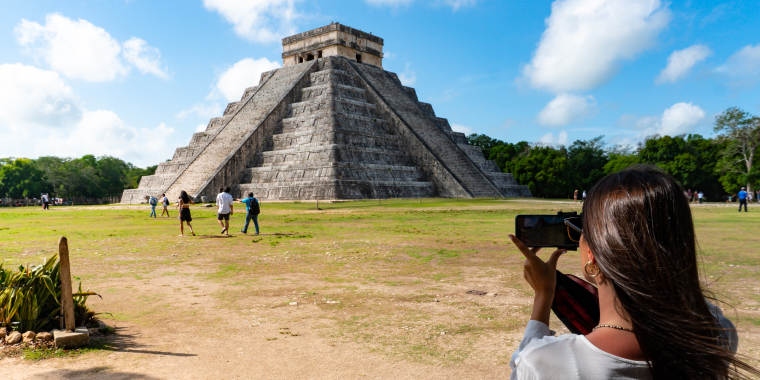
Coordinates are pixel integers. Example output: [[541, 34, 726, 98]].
[[121, 23, 531, 203]]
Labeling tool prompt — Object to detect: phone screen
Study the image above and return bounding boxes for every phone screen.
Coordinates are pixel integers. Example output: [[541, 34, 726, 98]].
[[515, 215, 576, 248]]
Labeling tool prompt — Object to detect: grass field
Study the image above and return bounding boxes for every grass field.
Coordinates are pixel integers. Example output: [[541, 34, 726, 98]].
[[0, 198, 758, 378]]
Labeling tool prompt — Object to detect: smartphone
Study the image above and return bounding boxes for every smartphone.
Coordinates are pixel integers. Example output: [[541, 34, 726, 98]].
[[515, 213, 581, 250]]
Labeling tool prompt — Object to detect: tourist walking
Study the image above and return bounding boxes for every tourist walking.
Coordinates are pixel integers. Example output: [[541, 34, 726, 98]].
[[238, 192, 260, 235], [686, 189, 693, 203], [149, 195, 158, 218], [178, 190, 195, 236], [581, 190, 586, 203], [216, 186, 234, 235], [574, 190, 578, 202], [698, 191, 704, 204], [41, 193, 49, 210], [738, 187, 748, 212], [160, 193, 170, 217]]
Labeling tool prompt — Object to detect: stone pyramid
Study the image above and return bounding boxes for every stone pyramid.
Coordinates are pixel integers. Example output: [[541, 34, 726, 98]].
[[121, 23, 531, 203]]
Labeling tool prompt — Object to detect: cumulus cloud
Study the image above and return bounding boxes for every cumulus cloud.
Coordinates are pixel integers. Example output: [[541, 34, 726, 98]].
[[0, 63, 176, 166], [521, 0, 671, 93], [536, 93, 596, 127], [123, 37, 169, 79], [203, 0, 301, 43], [14, 14, 168, 82], [656, 44, 711, 84], [451, 123, 473, 135], [15, 14, 128, 82], [715, 44, 760, 84], [538, 130, 569, 145], [0, 63, 80, 128], [211, 57, 281, 102], [621, 102, 706, 137], [398, 63, 416, 86]]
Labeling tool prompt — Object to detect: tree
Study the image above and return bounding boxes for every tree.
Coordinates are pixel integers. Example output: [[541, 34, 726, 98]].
[[604, 145, 639, 174], [511, 146, 572, 198], [567, 136, 608, 192], [0, 158, 48, 199], [713, 107, 760, 193]]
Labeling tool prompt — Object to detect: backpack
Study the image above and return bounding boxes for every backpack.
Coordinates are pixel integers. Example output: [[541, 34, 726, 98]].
[[250, 198, 260, 215], [149, 197, 157, 205]]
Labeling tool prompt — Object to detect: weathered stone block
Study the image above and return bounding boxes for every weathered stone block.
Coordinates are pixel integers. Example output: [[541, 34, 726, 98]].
[[52, 328, 90, 348]]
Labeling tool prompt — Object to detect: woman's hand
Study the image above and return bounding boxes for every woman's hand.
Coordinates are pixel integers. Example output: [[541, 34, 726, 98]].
[[509, 234, 566, 326]]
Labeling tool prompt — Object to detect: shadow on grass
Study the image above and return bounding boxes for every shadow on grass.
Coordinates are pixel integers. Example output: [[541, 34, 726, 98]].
[[196, 235, 237, 239]]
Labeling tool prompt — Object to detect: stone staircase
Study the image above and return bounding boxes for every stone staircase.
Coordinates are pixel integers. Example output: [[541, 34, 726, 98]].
[[237, 58, 436, 200]]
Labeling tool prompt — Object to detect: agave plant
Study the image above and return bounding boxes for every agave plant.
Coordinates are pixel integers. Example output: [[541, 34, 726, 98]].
[[0, 254, 100, 333]]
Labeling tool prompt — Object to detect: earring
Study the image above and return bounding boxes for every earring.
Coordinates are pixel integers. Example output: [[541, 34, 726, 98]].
[[584, 261, 600, 277]]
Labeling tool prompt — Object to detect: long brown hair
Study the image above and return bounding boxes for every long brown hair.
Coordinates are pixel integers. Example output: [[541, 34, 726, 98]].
[[582, 165, 759, 380]]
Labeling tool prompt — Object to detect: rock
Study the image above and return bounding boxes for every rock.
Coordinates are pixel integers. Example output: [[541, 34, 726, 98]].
[[88, 328, 100, 335], [466, 290, 488, 296], [36, 332, 53, 342], [289, 302, 298, 306], [434, 299, 440, 302], [5, 331, 22, 344], [22, 331, 36, 343], [203, 204, 213, 208], [52, 327, 90, 349], [0, 329, 6, 340]]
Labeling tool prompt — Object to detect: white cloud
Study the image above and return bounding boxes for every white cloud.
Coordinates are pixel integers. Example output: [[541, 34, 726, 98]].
[[536, 93, 596, 127], [212, 57, 281, 102], [0, 63, 80, 128], [383, 51, 396, 60], [656, 44, 711, 84], [14, 14, 168, 82], [451, 123, 473, 135], [203, 0, 301, 43], [398, 63, 416, 86], [176, 103, 224, 120], [538, 130, 569, 145], [715, 44, 760, 81], [123, 37, 169, 79], [622, 102, 706, 137], [15, 14, 128, 82], [0, 63, 176, 166], [521, 0, 671, 93]]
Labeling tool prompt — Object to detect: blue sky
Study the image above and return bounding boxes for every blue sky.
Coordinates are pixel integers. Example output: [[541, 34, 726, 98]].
[[1, 0, 759, 167]]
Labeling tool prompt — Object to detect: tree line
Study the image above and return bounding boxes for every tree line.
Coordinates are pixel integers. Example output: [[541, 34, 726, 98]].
[[0, 155, 156, 200], [468, 107, 760, 201]]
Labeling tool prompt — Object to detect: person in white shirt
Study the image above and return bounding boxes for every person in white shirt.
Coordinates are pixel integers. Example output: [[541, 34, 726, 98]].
[[508, 165, 756, 380], [215, 186, 234, 235], [698, 191, 704, 204]]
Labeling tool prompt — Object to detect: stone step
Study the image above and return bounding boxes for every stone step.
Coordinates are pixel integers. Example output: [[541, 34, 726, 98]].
[[138, 173, 178, 189], [244, 165, 427, 183], [287, 98, 378, 119], [238, 179, 436, 200], [253, 146, 416, 167], [268, 131, 402, 151]]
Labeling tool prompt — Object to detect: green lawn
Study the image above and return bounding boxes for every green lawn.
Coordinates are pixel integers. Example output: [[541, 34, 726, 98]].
[[1, 198, 758, 365]]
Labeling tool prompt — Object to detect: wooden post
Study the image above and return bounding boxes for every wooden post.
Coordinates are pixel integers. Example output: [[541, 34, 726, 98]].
[[58, 237, 76, 332]]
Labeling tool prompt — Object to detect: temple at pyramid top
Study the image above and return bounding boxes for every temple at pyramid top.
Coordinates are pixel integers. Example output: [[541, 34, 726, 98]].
[[282, 23, 384, 67]]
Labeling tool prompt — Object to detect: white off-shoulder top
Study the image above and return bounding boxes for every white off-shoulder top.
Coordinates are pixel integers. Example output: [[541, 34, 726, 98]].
[[510, 302, 738, 380]]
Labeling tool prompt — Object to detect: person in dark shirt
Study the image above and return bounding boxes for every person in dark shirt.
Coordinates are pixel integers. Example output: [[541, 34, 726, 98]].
[[238, 192, 260, 235]]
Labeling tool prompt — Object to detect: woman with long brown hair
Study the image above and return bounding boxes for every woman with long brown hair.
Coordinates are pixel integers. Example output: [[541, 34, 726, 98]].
[[509, 165, 758, 379], [178, 190, 195, 237]]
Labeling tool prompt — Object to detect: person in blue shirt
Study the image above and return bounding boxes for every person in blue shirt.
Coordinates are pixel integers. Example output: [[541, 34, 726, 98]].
[[238, 192, 260, 235], [738, 187, 748, 212]]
